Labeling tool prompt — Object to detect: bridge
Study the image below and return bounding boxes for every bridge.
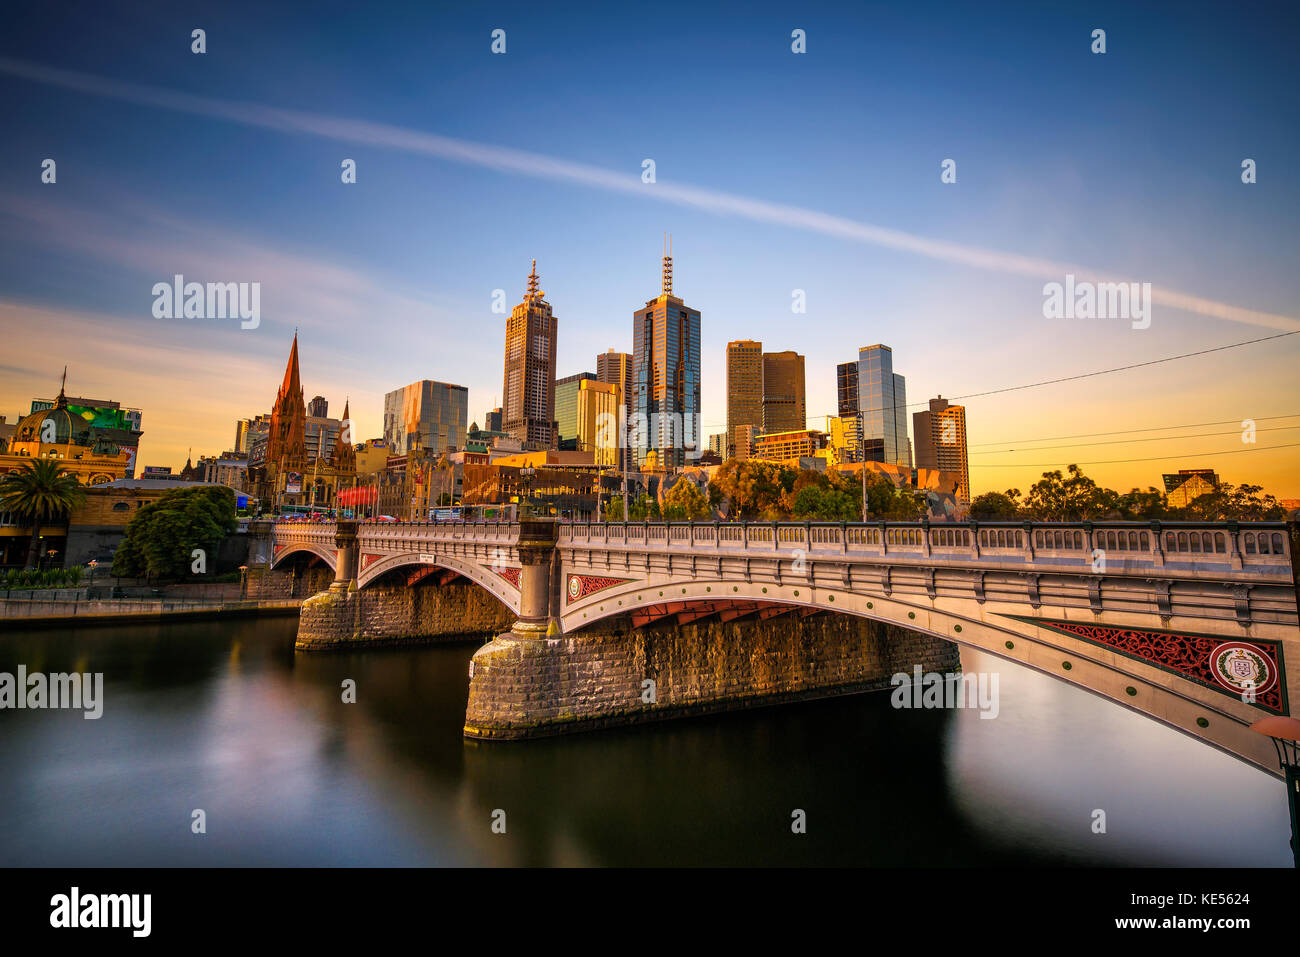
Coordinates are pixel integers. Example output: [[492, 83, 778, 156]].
[[259, 517, 1299, 771]]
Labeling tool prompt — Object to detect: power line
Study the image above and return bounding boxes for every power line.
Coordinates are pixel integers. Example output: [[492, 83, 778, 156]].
[[970, 441, 1300, 468], [967, 413, 1300, 448], [969, 424, 1300, 456]]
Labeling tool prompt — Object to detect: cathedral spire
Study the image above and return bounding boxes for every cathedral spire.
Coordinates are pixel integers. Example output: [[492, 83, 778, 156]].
[[56, 366, 68, 409]]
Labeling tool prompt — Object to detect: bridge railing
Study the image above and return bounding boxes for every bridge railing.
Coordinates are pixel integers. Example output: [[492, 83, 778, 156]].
[[557, 520, 1293, 575], [357, 520, 521, 551]]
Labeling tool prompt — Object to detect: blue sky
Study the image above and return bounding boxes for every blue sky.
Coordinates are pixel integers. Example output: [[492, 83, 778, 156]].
[[1, 0, 1297, 494]]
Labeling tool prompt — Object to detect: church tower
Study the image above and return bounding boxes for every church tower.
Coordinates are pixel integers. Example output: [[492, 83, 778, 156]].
[[267, 333, 308, 473]]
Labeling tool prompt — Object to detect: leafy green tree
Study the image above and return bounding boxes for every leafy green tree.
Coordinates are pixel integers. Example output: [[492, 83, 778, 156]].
[[605, 494, 625, 522], [113, 485, 237, 579], [1024, 465, 1118, 521], [709, 459, 787, 519], [0, 460, 87, 568], [662, 478, 711, 520], [626, 493, 661, 521], [792, 484, 858, 521], [969, 489, 1022, 520]]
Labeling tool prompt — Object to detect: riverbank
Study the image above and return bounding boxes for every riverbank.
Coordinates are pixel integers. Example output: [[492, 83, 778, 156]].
[[0, 596, 303, 628]]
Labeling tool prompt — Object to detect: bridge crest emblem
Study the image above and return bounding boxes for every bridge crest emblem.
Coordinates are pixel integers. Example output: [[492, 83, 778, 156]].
[[567, 574, 633, 604]]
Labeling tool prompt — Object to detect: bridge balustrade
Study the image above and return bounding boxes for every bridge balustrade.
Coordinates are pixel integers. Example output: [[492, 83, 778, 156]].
[[275, 519, 1292, 577]]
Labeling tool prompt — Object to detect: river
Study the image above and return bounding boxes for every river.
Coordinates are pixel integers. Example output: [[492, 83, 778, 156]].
[[0, 614, 1290, 866]]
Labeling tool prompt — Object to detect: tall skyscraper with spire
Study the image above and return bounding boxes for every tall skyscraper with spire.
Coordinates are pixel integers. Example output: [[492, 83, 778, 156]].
[[502, 260, 558, 450], [632, 237, 701, 468]]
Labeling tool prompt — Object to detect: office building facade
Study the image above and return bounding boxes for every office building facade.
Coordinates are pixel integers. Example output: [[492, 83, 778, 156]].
[[383, 380, 469, 454], [502, 260, 559, 449], [726, 340, 763, 459], [632, 246, 700, 468], [913, 396, 970, 505]]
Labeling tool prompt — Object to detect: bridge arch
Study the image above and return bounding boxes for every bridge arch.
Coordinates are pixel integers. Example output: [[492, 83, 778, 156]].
[[270, 542, 337, 571], [356, 551, 521, 617], [559, 572, 1288, 773]]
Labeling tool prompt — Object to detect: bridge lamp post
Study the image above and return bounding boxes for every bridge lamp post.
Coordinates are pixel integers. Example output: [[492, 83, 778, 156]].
[[520, 466, 536, 519], [1250, 715, 1300, 868]]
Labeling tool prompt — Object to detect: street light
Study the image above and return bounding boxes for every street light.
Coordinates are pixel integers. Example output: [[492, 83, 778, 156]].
[[520, 466, 536, 518], [1250, 715, 1300, 867]]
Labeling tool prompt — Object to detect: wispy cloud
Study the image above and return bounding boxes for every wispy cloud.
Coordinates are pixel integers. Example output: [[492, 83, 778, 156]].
[[3, 55, 1295, 333]]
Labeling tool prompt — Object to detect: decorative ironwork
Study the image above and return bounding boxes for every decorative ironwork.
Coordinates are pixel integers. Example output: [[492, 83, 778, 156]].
[[566, 573, 633, 604], [1024, 618, 1286, 713], [492, 566, 521, 589]]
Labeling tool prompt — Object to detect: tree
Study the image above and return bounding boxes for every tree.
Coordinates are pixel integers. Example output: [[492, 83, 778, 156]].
[[0, 460, 87, 568], [709, 460, 787, 519], [1183, 482, 1285, 521], [605, 494, 625, 522], [862, 471, 923, 520], [662, 478, 711, 521], [969, 489, 1022, 520], [112, 485, 238, 579], [792, 484, 858, 521], [1024, 465, 1117, 521], [1115, 487, 1170, 520]]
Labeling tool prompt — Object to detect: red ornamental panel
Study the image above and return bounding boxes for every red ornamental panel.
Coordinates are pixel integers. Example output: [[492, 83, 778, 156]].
[[360, 553, 382, 571], [566, 573, 633, 604], [492, 566, 521, 589], [1031, 619, 1285, 713]]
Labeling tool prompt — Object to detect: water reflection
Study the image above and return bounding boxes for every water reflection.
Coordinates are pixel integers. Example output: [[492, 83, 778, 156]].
[[0, 618, 1288, 866]]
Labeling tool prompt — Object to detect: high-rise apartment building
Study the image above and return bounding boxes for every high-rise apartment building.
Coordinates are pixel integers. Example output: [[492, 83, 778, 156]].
[[726, 340, 763, 459], [762, 350, 805, 434], [632, 242, 700, 468], [708, 433, 726, 458], [555, 372, 596, 450], [841, 345, 911, 467], [307, 395, 328, 418], [502, 260, 559, 449], [913, 396, 969, 504], [383, 380, 469, 454]]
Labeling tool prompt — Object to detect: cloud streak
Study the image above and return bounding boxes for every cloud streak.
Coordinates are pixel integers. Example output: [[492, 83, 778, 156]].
[[4, 55, 1296, 332]]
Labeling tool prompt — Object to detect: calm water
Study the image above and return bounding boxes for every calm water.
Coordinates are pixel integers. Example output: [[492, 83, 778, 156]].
[[0, 614, 1290, 866]]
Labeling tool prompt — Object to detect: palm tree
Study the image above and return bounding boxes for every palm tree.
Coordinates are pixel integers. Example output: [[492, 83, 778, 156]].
[[0, 460, 87, 569]]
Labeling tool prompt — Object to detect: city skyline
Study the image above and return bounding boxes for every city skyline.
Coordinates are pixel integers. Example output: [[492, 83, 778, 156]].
[[1, 2, 1297, 496]]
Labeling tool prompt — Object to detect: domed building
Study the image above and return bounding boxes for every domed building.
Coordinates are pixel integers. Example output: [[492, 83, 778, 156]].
[[2, 376, 132, 487], [0, 373, 134, 568]]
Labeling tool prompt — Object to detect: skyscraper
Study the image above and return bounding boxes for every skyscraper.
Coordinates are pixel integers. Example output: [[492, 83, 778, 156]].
[[726, 340, 763, 459], [383, 380, 469, 453], [554, 371, 596, 450], [502, 260, 558, 450], [596, 349, 634, 470], [576, 379, 622, 467], [308, 395, 328, 418], [596, 349, 633, 418], [762, 350, 806, 434], [913, 396, 969, 504], [849, 344, 910, 467], [632, 240, 700, 468]]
